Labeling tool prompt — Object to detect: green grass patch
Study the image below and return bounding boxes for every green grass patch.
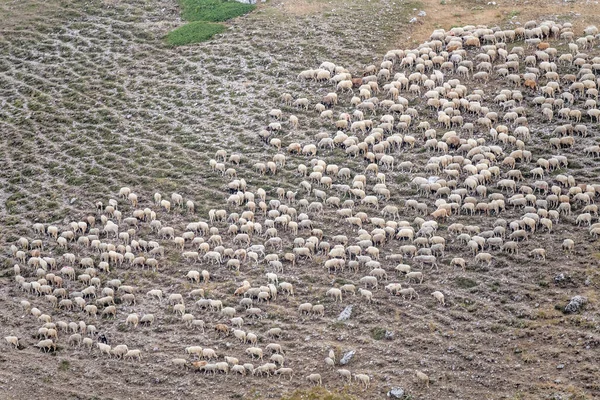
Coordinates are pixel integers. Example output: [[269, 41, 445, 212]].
[[180, 0, 255, 22], [167, 0, 255, 46], [370, 327, 387, 340], [166, 21, 226, 46]]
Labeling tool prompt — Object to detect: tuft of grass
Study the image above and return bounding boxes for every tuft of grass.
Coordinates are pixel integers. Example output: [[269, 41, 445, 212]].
[[370, 327, 387, 340], [58, 360, 70, 371], [455, 277, 478, 289], [180, 0, 255, 23], [166, 21, 226, 46]]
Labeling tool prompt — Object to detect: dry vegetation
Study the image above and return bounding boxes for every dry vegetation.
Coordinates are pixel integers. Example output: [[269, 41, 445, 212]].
[[1, 0, 600, 399]]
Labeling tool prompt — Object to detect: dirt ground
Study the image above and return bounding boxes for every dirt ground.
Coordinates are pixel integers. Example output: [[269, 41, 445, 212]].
[[1, 0, 600, 399]]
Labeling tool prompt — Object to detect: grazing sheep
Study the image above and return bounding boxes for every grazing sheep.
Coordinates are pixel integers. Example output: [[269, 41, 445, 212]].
[[246, 347, 263, 360], [5, 336, 19, 349], [406, 271, 423, 284], [327, 288, 343, 302], [416, 370, 430, 388], [432, 291, 445, 306], [306, 373, 322, 386], [562, 239, 574, 253], [276, 367, 294, 380], [337, 369, 352, 382], [358, 288, 373, 303], [354, 373, 371, 389], [125, 349, 142, 361], [112, 344, 128, 359], [398, 287, 419, 300], [35, 339, 56, 353], [126, 313, 139, 328]]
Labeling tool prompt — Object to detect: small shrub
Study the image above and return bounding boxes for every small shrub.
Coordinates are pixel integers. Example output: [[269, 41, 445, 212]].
[[58, 360, 70, 371], [166, 22, 226, 46], [455, 277, 478, 288], [370, 327, 386, 340]]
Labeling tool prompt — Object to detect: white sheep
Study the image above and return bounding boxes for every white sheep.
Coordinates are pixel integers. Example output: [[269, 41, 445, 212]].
[[112, 344, 128, 359], [432, 291, 445, 306], [172, 358, 188, 368], [327, 288, 343, 302], [186, 346, 203, 358], [140, 314, 155, 325], [246, 347, 263, 360], [306, 373, 322, 386], [358, 288, 373, 303], [124, 349, 142, 361], [406, 271, 423, 284], [36, 339, 56, 353], [5, 336, 19, 349], [354, 373, 371, 389], [126, 313, 139, 328], [276, 367, 294, 380]]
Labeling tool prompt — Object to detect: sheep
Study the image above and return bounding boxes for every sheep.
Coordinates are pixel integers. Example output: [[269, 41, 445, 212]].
[[358, 288, 373, 302], [312, 304, 325, 317], [266, 343, 284, 355], [186, 346, 203, 358], [140, 314, 155, 325], [112, 344, 129, 359], [354, 373, 371, 389], [359, 276, 378, 289], [102, 306, 117, 319], [416, 370, 430, 388], [69, 333, 84, 348], [337, 369, 352, 382], [306, 373, 322, 386], [126, 313, 139, 328], [5, 336, 19, 349], [398, 287, 419, 300], [35, 339, 56, 353], [246, 347, 263, 360], [125, 349, 142, 361], [327, 288, 343, 302], [276, 367, 294, 380], [146, 289, 163, 302], [406, 271, 423, 284], [562, 239, 574, 253], [432, 291, 445, 306]]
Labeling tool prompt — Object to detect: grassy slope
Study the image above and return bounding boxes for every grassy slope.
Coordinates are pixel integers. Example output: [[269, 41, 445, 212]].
[[166, 20, 226, 45], [1, 0, 600, 399]]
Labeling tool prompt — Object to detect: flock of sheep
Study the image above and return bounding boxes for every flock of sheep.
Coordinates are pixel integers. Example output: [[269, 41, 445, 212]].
[[5, 19, 600, 395]]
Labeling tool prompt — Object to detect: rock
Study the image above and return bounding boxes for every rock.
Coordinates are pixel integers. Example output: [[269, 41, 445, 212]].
[[70, 197, 77, 204], [417, 10, 426, 16], [337, 305, 353, 321], [339, 350, 355, 365], [557, 364, 565, 369], [409, 17, 417, 24], [387, 387, 405, 398], [385, 331, 394, 340], [554, 273, 565, 283], [564, 296, 587, 313]]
